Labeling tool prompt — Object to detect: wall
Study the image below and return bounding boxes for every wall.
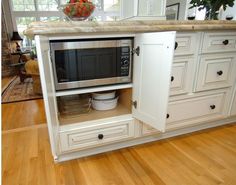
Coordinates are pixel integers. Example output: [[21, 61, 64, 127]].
[[166, 0, 188, 20], [1, 5, 17, 77], [167, 0, 236, 20], [221, 1, 236, 20]]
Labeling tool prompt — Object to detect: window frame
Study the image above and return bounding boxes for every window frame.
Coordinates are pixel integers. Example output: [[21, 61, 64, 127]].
[[10, 0, 120, 29], [10, 0, 65, 30]]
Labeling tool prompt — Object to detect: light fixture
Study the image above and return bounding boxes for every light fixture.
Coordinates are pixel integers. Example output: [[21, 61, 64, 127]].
[[11, 31, 23, 41], [10, 31, 23, 52]]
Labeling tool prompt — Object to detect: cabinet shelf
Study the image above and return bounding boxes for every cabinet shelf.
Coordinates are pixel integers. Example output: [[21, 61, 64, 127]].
[[56, 83, 133, 97], [59, 104, 132, 125]]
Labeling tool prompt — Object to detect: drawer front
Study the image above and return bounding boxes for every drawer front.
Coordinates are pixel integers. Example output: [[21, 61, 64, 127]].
[[174, 33, 198, 56], [201, 32, 236, 53], [170, 58, 194, 95], [167, 93, 226, 125], [195, 55, 236, 92], [60, 119, 134, 152]]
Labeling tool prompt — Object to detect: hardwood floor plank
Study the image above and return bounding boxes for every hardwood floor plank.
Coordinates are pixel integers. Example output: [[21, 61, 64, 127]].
[[167, 124, 236, 185], [105, 152, 138, 185], [111, 150, 146, 185]]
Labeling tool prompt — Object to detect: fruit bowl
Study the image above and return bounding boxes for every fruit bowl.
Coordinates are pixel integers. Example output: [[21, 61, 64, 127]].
[[59, 1, 95, 21]]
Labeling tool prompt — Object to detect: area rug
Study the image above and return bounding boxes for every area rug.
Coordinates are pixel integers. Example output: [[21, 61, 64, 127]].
[[2, 76, 43, 104]]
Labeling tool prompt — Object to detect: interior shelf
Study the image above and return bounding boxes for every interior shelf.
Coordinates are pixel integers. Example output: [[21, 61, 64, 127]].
[[56, 83, 133, 97], [59, 104, 132, 125]]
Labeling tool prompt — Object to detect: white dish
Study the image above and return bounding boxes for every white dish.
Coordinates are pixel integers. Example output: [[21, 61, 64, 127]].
[[92, 91, 116, 100], [92, 97, 118, 111]]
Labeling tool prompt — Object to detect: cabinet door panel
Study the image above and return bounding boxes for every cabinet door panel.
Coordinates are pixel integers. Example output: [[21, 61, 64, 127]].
[[35, 35, 59, 158], [174, 33, 198, 56], [170, 57, 194, 95], [132, 32, 176, 132]]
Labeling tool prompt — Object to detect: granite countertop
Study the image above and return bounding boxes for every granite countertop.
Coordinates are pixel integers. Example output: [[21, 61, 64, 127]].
[[24, 20, 236, 38]]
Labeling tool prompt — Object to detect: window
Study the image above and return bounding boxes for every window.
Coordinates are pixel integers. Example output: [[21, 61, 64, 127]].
[[10, 0, 120, 47]]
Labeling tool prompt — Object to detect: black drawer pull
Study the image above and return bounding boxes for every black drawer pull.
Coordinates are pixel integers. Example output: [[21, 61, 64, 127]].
[[166, 114, 170, 119], [222, 40, 229, 45], [171, 76, 174, 82], [98, 134, 104, 140], [217, 70, 223, 76], [175, 42, 178, 50], [210, 105, 216, 110]]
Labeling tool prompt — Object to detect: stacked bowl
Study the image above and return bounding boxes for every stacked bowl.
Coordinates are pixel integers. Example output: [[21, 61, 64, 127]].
[[91, 91, 118, 111]]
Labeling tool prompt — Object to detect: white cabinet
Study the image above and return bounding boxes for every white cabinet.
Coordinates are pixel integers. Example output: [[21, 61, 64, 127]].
[[35, 35, 59, 158], [120, 0, 166, 20], [169, 32, 198, 96], [167, 90, 229, 129], [230, 86, 236, 116], [195, 54, 236, 92], [170, 57, 194, 95], [142, 31, 236, 134], [174, 32, 199, 56], [132, 32, 175, 131], [36, 31, 176, 159], [36, 30, 236, 162], [60, 117, 134, 152], [201, 32, 236, 54]]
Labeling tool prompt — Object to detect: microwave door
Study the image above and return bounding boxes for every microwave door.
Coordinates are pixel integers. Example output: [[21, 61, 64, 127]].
[[77, 48, 117, 80]]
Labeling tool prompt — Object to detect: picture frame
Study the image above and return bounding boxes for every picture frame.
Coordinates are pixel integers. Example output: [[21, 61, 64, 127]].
[[166, 3, 180, 20]]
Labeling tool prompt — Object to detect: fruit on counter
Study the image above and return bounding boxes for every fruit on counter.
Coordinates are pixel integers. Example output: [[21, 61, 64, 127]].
[[64, 0, 95, 18], [69, 0, 90, 3]]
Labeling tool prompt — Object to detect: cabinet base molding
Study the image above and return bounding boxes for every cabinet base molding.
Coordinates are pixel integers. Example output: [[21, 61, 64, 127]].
[[55, 116, 236, 162]]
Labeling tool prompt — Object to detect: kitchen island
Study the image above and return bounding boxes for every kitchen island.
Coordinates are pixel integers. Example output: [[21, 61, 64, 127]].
[[26, 20, 236, 162]]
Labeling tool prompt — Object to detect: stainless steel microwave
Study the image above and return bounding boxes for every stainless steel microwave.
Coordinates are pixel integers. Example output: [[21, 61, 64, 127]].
[[50, 38, 133, 90]]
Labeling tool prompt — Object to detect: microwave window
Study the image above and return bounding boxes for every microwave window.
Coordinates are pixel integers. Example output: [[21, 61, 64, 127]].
[[54, 48, 118, 83]]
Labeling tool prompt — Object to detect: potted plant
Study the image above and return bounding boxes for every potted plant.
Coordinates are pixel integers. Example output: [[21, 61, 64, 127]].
[[189, 0, 234, 20]]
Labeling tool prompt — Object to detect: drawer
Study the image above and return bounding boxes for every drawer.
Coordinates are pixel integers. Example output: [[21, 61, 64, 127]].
[[195, 55, 236, 92], [59, 119, 134, 152], [170, 58, 194, 95], [201, 32, 236, 54], [166, 92, 227, 127], [174, 33, 199, 56]]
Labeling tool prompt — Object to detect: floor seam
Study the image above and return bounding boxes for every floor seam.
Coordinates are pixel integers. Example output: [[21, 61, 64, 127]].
[[2, 124, 47, 134]]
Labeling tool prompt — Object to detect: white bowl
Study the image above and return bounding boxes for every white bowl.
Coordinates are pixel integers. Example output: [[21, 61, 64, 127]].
[[92, 97, 118, 111], [92, 91, 116, 100]]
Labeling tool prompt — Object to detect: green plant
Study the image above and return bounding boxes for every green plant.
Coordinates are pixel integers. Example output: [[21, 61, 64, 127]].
[[189, 0, 235, 20]]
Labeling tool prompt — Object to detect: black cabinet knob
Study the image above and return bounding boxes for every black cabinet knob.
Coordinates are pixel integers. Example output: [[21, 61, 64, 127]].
[[166, 114, 170, 119], [171, 76, 174, 82], [217, 70, 223, 76], [98, 134, 104, 140], [210, 105, 216, 110], [175, 42, 178, 50], [222, 40, 229, 45]]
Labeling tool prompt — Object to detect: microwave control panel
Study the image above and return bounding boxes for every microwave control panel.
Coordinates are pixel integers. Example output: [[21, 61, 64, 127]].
[[120, 47, 130, 76]]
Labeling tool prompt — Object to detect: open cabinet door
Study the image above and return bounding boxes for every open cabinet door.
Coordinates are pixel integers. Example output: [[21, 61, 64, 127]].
[[35, 35, 59, 160], [132, 32, 176, 132]]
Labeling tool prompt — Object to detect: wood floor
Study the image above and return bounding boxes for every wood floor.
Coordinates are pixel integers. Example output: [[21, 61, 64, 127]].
[[2, 108, 236, 185], [2, 76, 15, 93], [2, 99, 46, 130]]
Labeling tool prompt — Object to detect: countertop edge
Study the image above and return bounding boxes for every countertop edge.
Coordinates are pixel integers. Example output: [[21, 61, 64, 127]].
[[24, 20, 236, 38]]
